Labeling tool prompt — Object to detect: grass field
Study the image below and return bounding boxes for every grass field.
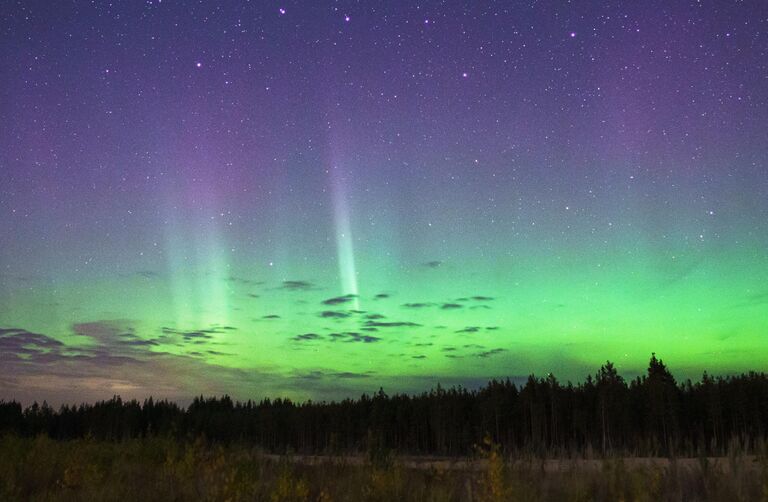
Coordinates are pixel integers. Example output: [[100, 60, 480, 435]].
[[1, 435, 767, 501]]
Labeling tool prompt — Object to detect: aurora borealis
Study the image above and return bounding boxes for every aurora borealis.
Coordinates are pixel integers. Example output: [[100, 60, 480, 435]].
[[1, 1, 767, 405]]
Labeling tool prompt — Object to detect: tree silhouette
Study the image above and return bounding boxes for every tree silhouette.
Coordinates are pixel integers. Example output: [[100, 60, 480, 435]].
[[595, 361, 624, 453]]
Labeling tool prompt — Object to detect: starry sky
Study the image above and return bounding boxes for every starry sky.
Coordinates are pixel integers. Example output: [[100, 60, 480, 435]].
[[1, 1, 767, 405]]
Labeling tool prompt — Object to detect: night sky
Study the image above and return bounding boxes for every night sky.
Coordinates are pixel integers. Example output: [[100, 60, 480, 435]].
[[1, 1, 767, 405]]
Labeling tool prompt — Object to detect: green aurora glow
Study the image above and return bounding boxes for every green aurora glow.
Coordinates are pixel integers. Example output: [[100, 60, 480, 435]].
[[1, 1, 767, 404]]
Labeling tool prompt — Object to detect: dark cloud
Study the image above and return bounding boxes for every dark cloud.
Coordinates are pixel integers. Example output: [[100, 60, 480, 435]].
[[442, 347, 457, 352], [477, 348, 506, 358], [0, 328, 67, 365], [0, 328, 64, 350], [364, 320, 421, 328], [227, 276, 264, 286], [402, 302, 433, 309], [412, 355, 427, 359], [349, 333, 380, 343], [366, 313, 385, 320], [423, 260, 443, 269], [469, 305, 492, 310], [456, 326, 480, 333], [160, 325, 232, 343], [319, 310, 351, 319], [485, 326, 500, 331], [121, 339, 160, 347], [295, 370, 375, 381], [1, 323, 149, 369], [262, 314, 281, 319], [293, 333, 322, 342], [75, 321, 135, 343], [294, 371, 324, 381], [455, 295, 494, 302], [281, 280, 314, 291], [0, 333, 286, 406], [294, 331, 381, 343], [0, 322, 398, 406], [247, 293, 261, 298], [182, 331, 213, 340], [322, 294, 358, 305], [334, 371, 374, 379], [441, 303, 463, 310], [374, 293, 390, 299], [328, 332, 381, 343]]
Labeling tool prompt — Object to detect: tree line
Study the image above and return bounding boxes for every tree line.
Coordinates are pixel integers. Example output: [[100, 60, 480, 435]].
[[1, 355, 767, 456]]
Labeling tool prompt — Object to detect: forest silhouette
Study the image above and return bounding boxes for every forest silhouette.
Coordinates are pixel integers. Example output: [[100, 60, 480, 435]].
[[2, 355, 766, 457]]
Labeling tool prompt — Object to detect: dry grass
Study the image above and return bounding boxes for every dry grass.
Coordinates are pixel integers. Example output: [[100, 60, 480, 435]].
[[1, 435, 767, 501]]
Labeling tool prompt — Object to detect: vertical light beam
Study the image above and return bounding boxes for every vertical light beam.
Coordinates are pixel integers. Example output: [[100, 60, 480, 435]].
[[330, 165, 360, 311]]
